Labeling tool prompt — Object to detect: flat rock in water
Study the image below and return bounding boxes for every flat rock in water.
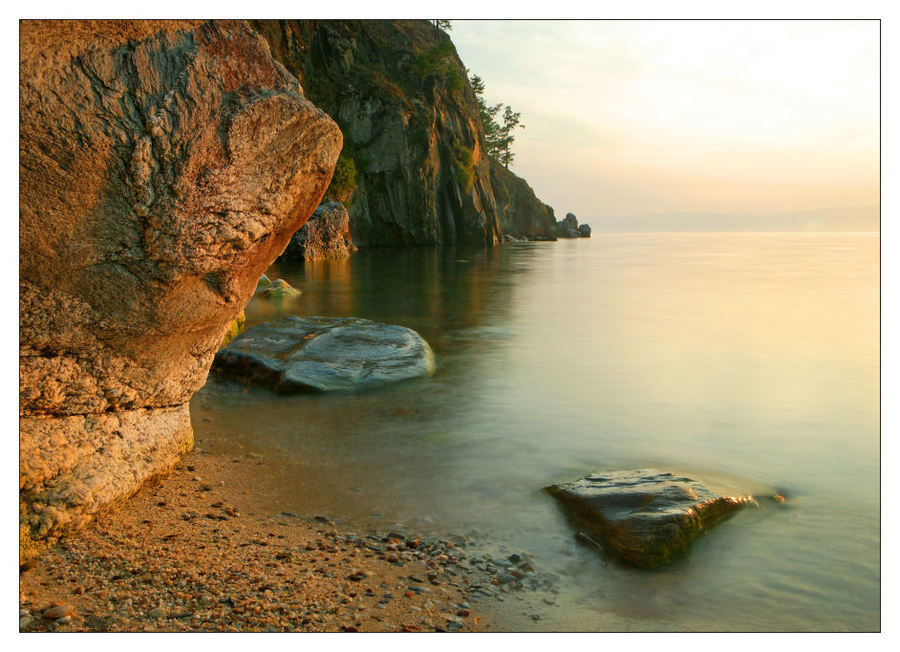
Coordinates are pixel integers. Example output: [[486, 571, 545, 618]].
[[547, 469, 756, 568], [213, 316, 435, 393]]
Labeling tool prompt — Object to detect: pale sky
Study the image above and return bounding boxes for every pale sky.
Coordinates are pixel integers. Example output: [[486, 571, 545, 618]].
[[450, 20, 879, 219]]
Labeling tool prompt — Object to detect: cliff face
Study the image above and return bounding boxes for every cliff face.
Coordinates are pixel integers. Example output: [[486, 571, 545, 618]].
[[19, 19, 341, 553], [252, 20, 556, 247], [489, 160, 557, 239]]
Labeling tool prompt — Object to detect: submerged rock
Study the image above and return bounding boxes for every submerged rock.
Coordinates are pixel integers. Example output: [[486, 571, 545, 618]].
[[213, 316, 435, 392], [547, 469, 756, 568], [255, 278, 301, 299], [279, 201, 357, 261]]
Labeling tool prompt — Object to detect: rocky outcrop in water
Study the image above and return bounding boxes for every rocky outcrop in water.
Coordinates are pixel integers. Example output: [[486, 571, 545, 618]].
[[553, 212, 591, 239], [279, 201, 356, 261], [547, 469, 756, 568], [213, 316, 435, 392], [19, 19, 342, 553], [250, 20, 558, 247]]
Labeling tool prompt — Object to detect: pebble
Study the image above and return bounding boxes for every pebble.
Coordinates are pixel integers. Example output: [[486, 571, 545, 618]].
[[42, 604, 74, 619], [147, 607, 167, 619], [17, 456, 562, 633]]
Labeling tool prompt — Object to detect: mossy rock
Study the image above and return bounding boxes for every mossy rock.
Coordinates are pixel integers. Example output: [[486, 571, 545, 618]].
[[255, 278, 301, 299], [219, 311, 247, 349], [255, 274, 272, 292]]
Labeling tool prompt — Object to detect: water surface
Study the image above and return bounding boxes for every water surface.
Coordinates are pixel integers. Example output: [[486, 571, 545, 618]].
[[192, 232, 879, 631]]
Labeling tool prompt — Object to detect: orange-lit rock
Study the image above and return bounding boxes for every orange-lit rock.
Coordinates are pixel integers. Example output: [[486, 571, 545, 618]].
[[19, 19, 341, 554], [547, 469, 756, 568]]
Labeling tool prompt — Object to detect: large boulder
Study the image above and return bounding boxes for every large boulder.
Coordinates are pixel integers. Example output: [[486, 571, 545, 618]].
[[213, 316, 435, 392], [19, 19, 342, 553], [547, 469, 756, 568], [279, 201, 356, 261]]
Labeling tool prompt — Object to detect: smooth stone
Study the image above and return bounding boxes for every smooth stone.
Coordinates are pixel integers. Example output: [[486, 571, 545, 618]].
[[214, 316, 435, 393], [547, 469, 756, 568], [42, 604, 74, 619]]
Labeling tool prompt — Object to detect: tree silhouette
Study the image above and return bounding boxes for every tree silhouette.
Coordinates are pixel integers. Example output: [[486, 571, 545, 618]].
[[469, 72, 524, 168]]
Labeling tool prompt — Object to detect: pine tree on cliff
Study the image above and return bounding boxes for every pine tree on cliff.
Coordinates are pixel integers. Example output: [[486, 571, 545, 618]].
[[431, 20, 452, 35], [469, 72, 524, 168]]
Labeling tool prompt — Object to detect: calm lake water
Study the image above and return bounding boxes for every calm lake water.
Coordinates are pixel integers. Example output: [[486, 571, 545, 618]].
[[191, 232, 880, 632]]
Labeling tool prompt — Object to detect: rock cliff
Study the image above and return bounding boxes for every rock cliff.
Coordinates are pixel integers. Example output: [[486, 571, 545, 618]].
[[251, 20, 557, 247], [279, 201, 356, 261], [489, 159, 557, 240], [19, 19, 341, 554]]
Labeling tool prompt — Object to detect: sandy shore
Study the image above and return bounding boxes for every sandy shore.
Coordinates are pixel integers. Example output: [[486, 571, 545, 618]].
[[19, 444, 499, 633]]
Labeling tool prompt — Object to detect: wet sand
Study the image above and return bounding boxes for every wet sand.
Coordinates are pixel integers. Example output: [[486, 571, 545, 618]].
[[18, 444, 494, 633]]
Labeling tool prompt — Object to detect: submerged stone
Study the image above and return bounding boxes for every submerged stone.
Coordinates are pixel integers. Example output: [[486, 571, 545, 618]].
[[213, 316, 435, 392], [547, 469, 756, 568], [255, 278, 301, 299]]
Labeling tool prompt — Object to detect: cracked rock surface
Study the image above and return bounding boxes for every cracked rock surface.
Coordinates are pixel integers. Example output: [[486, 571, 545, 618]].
[[213, 316, 435, 393], [547, 470, 756, 568], [19, 19, 342, 555]]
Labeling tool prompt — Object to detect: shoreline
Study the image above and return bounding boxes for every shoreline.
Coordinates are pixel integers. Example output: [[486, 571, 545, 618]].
[[19, 444, 495, 633]]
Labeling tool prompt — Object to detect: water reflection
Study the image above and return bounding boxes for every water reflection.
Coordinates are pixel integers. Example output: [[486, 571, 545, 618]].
[[195, 233, 879, 632]]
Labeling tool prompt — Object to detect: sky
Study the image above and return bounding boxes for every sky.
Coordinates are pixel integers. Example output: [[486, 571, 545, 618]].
[[450, 20, 879, 220]]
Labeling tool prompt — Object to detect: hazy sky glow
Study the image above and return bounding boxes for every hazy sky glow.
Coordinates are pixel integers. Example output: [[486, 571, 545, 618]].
[[450, 20, 879, 219]]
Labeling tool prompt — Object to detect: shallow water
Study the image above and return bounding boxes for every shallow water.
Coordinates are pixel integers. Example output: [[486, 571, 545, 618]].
[[191, 232, 879, 632]]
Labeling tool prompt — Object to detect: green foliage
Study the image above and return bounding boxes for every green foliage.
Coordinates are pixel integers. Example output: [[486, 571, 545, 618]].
[[412, 40, 464, 95], [469, 72, 524, 168], [451, 138, 475, 192], [325, 153, 358, 203], [444, 65, 464, 92], [431, 20, 452, 34]]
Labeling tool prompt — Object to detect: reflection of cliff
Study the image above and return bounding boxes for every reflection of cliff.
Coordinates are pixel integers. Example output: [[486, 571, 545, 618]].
[[251, 20, 558, 247], [261, 244, 543, 354]]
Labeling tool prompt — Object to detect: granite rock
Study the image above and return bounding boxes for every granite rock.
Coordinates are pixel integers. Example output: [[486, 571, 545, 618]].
[[19, 19, 341, 552]]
